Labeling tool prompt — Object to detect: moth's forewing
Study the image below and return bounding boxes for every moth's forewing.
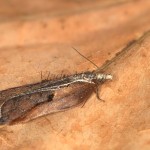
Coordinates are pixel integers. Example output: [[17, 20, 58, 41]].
[[0, 81, 50, 106], [0, 90, 54, 125], [11, 83, 95, 124]]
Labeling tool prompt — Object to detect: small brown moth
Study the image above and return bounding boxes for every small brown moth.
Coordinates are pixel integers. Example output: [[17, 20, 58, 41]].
[[0, 48, 112, 125]]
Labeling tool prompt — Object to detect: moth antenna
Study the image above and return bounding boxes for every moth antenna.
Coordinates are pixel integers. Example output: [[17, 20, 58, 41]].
[[72, 47, 99, 69], [40, 71, 43, 81]]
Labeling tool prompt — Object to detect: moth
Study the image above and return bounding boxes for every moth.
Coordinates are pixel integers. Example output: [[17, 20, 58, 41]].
[[0, 48, 112, 125]]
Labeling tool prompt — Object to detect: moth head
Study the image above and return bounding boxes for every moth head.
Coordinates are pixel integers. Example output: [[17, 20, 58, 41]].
[[96, 73, 113, 82]]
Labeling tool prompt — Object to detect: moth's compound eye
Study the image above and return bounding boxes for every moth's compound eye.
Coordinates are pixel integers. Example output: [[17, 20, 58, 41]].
[[105, 74, 113, 80]]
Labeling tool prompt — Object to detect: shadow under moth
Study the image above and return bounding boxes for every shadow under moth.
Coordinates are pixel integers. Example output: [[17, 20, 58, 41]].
[[0, 49, 113, 125]]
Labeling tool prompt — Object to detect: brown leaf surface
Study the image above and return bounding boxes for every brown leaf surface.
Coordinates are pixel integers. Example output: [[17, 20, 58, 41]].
[[0, 0, 150, 150]]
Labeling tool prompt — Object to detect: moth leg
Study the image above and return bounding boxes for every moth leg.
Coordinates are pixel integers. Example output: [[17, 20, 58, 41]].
[[94, 85, 105, 102], [81, 98, 89, 108], [46, 72, 51, 80], [40, 71, 43, 81], [81, 84, 105, 107], [41, 71, 47, 82]]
